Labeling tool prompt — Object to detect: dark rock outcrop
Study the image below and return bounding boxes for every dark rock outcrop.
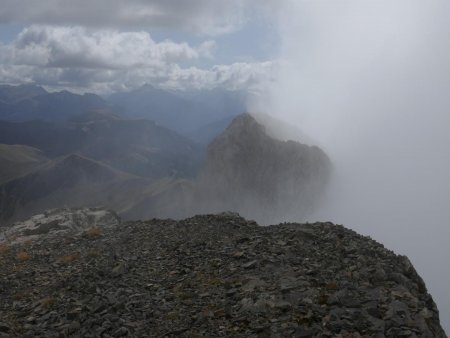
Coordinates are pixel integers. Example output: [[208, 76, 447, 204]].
[[0, 211, 446, 337], [194, 113, 331, 223]]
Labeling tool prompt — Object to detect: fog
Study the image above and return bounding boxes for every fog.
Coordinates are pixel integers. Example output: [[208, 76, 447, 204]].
[[261, 0, 450, 331]]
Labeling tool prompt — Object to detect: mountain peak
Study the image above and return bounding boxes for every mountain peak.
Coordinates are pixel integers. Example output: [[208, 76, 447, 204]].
[[195, 113, 331, 224], [227, 112, 263, 130]]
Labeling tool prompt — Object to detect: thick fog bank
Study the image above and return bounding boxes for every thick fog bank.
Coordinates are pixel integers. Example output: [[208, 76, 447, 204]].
[[257, 0, 450, 331]]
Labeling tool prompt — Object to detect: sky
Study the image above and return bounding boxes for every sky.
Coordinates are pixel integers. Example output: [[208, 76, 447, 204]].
[[1, 0, 449, 332], [0, 0, 280, 94]]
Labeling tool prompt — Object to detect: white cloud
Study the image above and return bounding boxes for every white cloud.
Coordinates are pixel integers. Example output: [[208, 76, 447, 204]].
[[0, 0, 279, 36], [163, 61, 277, 91], [0, 25, 276, 93], [0, 25, 213, 69]]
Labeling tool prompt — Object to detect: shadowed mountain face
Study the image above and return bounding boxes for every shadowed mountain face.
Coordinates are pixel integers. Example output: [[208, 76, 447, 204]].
[[193, 114, 332, 223]]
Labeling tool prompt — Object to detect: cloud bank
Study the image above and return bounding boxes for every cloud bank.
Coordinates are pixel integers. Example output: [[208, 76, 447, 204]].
[[0, 25, 276, 93], [0, 0, 280, 93], [265, 0, 450, 331]]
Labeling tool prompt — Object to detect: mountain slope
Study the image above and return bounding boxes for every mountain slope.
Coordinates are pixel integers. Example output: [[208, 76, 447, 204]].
[[194, 113, 332, 223], [0, 120, 86, 157], [77, 118, 202, 179], [0, 118, 203, 178], [0, 144, 47, 184], [0, 154, 150, 225]]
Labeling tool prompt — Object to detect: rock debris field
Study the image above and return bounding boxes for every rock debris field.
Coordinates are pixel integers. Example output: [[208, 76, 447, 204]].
[[0, 210, 447, 337]]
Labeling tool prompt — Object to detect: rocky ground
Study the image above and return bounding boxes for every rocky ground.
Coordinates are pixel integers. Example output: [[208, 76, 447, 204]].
[[0, 210, 447, 337]]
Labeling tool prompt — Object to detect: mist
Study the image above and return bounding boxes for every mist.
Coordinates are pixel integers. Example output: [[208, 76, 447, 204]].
[[260, 0, 450, 331]]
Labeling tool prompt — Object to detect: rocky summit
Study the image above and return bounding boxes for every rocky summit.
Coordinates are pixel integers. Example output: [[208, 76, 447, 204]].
[[194, 113, 331, 224], [0, 210, 446, 337]]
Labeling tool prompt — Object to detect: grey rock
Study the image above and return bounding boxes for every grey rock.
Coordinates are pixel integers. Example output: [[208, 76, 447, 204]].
[[0, 323, 10, 333], [1, 207, 120, 245], [0, 214, 446, 337]]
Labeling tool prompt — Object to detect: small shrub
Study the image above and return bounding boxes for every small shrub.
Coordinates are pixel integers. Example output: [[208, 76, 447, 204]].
[[317, 293, 329, 305], [16, 251, 31, 261], [207, 277, 224, 286], [60, 253, 80, 263], [23, 239, 34, 246], [84, 227, 101, 238], [0, 243, 10, 255], [165, 311, 179, 320], [87, 249, 100, 258], [40, 297, 55, 308]]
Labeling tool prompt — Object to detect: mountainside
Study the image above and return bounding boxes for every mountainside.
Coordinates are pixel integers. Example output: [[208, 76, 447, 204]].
[[0, 154, 149, 225], [0, 117, 202, 178], [76, 118, 202, 179], [0, 120, 85, 157], [193, 113, 331, 223], [0, 210, 446, 337], [0, 144, 47, 184]]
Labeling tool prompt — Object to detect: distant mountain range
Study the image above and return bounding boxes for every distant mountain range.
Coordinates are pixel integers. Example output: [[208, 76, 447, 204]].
[[0, 83, 245, 137], [0, 84, 330, 226], [0, 117, 201, 179], [0, 84, 112, 123], [109, 84, 246, 134]]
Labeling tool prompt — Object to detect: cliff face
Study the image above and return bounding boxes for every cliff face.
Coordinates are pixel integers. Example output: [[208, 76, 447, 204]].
[[0, 210, 446, 337], [195, 113, 331, 223]]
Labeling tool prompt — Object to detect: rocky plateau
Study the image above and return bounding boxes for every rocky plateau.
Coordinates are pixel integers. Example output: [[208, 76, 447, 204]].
[[0, 209, 446, 337]]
